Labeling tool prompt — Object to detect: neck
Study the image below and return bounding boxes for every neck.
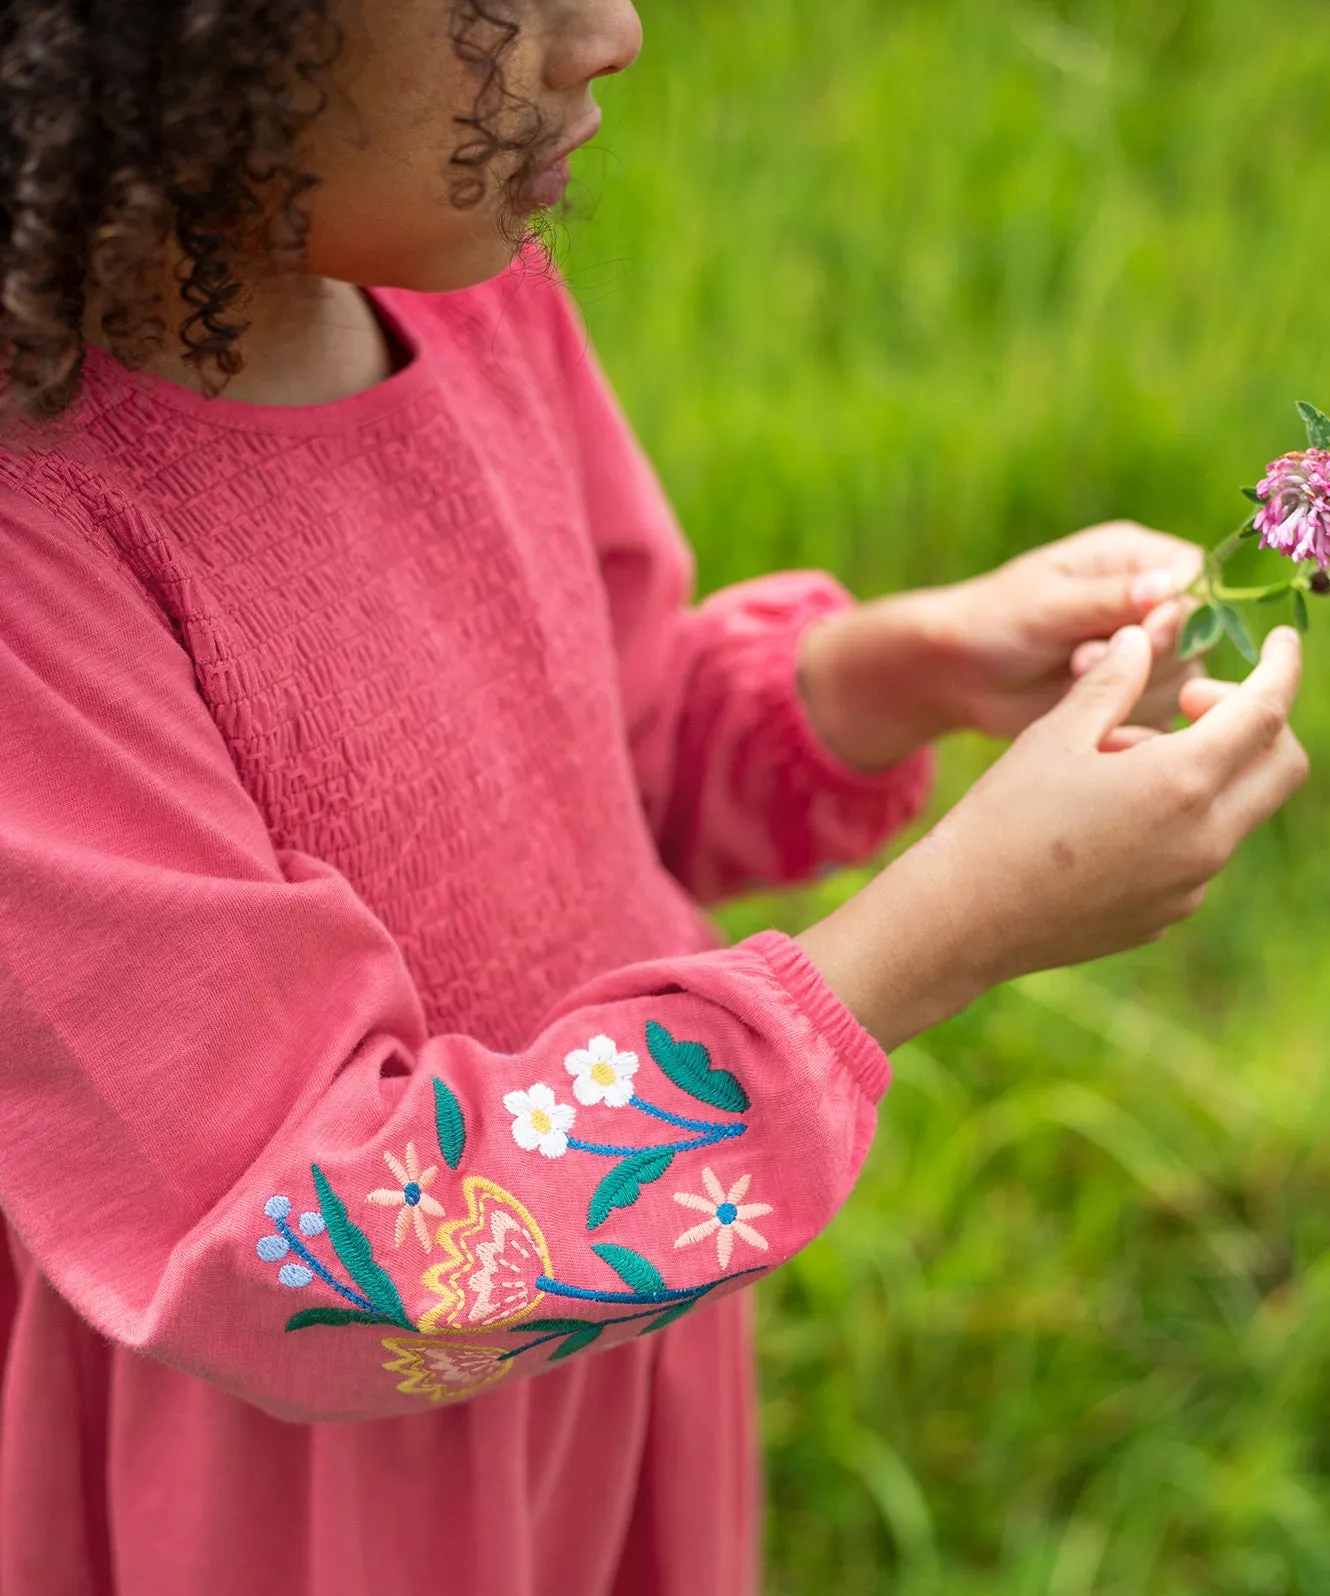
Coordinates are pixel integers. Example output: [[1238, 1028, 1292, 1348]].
[[83, 266, 403, 407]]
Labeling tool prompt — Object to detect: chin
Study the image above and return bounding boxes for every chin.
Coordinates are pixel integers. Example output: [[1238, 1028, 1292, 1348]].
[[312, 217, 529, 297]]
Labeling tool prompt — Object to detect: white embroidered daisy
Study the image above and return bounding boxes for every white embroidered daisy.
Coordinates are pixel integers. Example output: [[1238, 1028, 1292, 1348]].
[[564, 1034, 639, 1108], [503, 1083, 576, 1159], [673, 1168, 774, 1271], [366, 1141, 447, 1251]]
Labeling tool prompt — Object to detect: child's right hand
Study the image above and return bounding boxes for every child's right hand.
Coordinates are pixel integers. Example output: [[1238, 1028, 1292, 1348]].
[[797, 625, 1308, 1053]]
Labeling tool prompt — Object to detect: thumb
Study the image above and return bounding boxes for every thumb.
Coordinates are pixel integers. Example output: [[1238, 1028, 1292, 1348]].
[[1043, 625, 1154, 746]]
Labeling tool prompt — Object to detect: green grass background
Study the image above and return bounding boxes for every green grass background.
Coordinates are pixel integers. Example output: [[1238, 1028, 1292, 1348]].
[[565, 3, 1330, 1590]]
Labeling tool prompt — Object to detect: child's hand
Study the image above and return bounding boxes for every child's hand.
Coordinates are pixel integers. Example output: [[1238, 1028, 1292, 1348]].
[[799, 523, 1204, 769], [798, 625, 1308, 1052]]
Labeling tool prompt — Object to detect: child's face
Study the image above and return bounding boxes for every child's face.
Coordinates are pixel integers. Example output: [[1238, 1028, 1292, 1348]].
[[300, 0, 641, 291]]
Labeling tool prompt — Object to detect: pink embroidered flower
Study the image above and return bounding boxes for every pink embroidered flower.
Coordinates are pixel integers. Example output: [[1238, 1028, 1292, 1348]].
[[366, 1142, 446, 1251], [673, 1168, 773, 1271], [1255, 449, 1330, 569]]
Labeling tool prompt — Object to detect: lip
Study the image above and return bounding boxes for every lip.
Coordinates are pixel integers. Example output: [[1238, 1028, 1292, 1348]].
[[518, 110, 603, 211]]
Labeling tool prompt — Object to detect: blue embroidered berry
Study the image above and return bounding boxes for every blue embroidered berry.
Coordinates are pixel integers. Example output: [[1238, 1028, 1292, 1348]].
[[256, 1235, 290, 1263], [716, 1203, 739, 1226], [402, 1182, 422, 1207], [278, 1263, 314, 1289], [298, 1210, 327, 1237], [264, 1195, 292, 1222]]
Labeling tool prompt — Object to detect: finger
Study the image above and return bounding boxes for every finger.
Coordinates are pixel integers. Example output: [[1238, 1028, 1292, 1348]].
[[1182, 627, 1303, 783], [1101, 725, 1164, 753], [1178, 676, 1237, 722], [1133, 661, 1207, 729], [1216, 727, 1311, 837], [1142, 596, 1201, 656], [1055, 523, 1205, 579], [1042, 564, 1200, 645], [1070, 597, 1199, 678], [1071, 639, 1109, 677], [1041, 625, 1153, 746]]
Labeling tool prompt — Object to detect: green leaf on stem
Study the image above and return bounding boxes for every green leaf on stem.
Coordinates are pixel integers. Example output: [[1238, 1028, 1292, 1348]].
[[551, 1324, 605, 1361], [1294, 590, 1311, 635], [511, 1318, 599, 1335], [1179, 605, 1222, 660], [642, 1299, 702, 1335], [1219, 604, 1259, 666], [645, 1021, 750, 1114], [587, 1146, 677, 1231], [1241, 487, 1264, 506], [591, 1243, 668, 1296], [1297, 401, 1330, 450], [311, 1165, 414, 1330], [285, 1307, 400, 1332]]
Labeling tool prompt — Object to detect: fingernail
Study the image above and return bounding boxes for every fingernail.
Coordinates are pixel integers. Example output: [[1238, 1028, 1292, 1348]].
[[1110, 624, 1143, 653]]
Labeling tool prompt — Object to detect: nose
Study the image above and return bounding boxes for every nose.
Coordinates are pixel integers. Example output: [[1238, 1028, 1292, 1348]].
[[546, 0, 643, 91]]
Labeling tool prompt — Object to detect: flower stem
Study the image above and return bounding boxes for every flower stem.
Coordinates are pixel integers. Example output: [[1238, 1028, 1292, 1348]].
[[274, 1217, 375, 1312], [566, 1122, 747, 1160]]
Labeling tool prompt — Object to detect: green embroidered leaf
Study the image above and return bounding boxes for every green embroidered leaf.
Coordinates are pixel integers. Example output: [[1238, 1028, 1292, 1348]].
[[550, 1324, 605, 1361], [1298, 401, 1330, 450], [509, 1318, 596, 1335], [285, 1307, 399, 1332], [592, 1243, 667, 1296], [645, 1020, 750, 1114], [587, 1146, 676, 1232], [311, 1165, 414, 1330], [432, 1077, 466, 1171], [641, 1299, 701, 1335]]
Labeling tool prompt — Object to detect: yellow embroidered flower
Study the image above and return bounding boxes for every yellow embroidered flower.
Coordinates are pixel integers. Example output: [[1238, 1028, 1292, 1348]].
[[673, 1168, 773, 1270], [418, 1175, 552, 1334], [381, 1337, 510, 1405], [564, 1034, 639, 1108], [366, 1141, 446, 1251]]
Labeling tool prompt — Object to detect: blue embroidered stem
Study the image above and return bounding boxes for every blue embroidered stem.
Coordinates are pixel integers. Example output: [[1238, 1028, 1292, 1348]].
[[565, 1122, 747, 1160], [629, 1096, 737, 1134], [274, 1217, 374, 1313], [534, 1265, 765, 1308]]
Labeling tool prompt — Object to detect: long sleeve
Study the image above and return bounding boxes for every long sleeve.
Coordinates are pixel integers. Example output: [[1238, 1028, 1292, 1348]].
[[537, 284, 935, 903], [0, 490, 888, 1424]]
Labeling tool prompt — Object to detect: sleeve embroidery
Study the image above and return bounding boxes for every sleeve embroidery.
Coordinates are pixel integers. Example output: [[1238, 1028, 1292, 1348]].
[[251, 1019, 773, 1405]]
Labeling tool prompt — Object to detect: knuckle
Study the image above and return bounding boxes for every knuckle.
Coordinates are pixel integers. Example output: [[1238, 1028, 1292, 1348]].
[[1159, 763, 1210, 815]]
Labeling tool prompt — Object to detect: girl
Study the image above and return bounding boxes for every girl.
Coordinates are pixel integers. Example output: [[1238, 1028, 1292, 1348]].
[[0, 3, 1307, 1594]]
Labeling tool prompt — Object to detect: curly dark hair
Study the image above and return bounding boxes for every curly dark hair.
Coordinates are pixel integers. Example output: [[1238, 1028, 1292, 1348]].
[[0, 0, 544, 421]]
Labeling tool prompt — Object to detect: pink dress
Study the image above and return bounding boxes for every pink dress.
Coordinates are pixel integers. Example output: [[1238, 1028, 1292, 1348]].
[[0, 260, 931, 1596]]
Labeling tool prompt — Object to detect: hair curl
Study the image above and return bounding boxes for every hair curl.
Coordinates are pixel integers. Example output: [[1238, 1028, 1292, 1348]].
[[0, 0, 542, 420]]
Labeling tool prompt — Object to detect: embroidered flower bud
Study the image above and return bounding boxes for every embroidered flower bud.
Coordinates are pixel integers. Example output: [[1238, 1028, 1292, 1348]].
[[263, 1195, 292, 1221], [278, 1263, 314, 1289], [298, 1211, 326, 1237], [1255, 450, 1330, 569], [256, 1234, 290, 1263]]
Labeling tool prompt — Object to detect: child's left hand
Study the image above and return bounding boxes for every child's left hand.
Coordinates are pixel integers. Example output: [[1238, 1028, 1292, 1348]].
[[799, 522, 1205, 770]]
